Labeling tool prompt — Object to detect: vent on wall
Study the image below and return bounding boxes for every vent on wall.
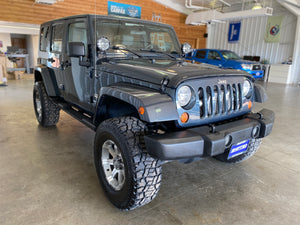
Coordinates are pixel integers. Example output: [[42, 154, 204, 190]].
[[35, 0, 63, 5]]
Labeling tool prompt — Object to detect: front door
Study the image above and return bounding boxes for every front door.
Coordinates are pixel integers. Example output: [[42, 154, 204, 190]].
[[62, 18, 92, 111], [206, 50, 223, 67]]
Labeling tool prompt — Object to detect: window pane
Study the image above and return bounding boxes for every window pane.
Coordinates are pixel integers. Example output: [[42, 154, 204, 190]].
[[51, 24, 64, 52], [68, 22, 87, 46], [207, 51, 220, 60], [195, 50, 206, 59], [40, 26, 49, 51]]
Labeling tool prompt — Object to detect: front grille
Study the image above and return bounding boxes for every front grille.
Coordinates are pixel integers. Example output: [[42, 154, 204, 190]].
[[252, 64, 261, 70], [199, 83, 243, 118]]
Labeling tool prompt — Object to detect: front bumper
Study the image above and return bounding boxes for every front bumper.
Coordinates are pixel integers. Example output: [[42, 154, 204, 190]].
[[246, 69, 264, 78], [144, 109, 274, 160]]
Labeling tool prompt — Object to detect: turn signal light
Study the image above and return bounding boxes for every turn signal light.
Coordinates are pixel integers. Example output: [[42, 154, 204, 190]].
[[248, 101, 253, 109], [138, 107, 145, 115], [180, 112, 189, 123]]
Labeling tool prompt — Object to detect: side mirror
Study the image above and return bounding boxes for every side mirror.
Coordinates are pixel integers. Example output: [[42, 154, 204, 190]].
[[181, 43, 192, 55], [68, 42, 85, 57]]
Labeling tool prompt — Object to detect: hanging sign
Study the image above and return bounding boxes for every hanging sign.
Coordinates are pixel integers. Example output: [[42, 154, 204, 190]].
[[228, 21, 241, 43], [107, 1, 141, 18], [265, 16, 283, 43]]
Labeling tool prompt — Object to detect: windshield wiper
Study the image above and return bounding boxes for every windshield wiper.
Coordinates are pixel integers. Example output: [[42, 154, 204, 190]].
[[112, 46, 144, 58], [139, 49, 178, 60]]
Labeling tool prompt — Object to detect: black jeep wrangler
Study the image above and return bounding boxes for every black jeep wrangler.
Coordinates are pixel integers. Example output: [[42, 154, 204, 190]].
[[33, 14, 274, 210]]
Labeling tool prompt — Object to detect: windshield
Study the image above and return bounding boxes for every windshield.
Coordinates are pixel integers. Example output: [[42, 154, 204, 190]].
[[220, 51, 241, 60], [94, 19, 181, 58]]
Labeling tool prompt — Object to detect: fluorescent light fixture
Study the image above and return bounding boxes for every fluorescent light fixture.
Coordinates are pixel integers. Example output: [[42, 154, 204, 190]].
[[252, 3, 263, 10]]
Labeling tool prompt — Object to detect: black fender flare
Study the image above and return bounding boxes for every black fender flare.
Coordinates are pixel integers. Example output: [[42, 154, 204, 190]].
[[34, 66, 60, 97], [253, 83, 268, 103], [95, 84, 179, 123]]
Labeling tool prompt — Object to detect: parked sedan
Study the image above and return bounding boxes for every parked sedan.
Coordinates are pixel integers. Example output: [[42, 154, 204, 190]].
[[186, 49, 264, 79]]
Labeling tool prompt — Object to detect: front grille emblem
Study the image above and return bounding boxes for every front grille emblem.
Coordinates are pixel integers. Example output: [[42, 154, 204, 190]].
[[218, 79, 227, 85]]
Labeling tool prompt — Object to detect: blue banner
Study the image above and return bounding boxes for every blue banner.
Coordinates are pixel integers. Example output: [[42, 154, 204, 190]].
[[228, 21, 241, 43], [107, 1, 141, 18]]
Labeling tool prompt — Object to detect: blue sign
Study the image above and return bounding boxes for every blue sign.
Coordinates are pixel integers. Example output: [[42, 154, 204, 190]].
[[228, 21, 241, 43], [228, 140, 249, 159], [108, 1, 141, 18]]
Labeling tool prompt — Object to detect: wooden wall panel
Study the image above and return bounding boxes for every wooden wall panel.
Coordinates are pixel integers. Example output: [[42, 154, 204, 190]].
[[0, 0, 206, 47]]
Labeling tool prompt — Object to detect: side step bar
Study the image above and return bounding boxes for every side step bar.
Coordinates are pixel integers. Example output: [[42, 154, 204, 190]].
[[57, 103, 96, 131]]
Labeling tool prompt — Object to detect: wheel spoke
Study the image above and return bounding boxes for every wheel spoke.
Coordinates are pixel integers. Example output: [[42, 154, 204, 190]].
[[102, 158, 114, 166], [118, 170, 124, 183], [111, 168, 117, 178]]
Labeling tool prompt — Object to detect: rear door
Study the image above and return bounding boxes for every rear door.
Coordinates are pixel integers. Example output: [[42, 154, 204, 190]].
[[62, 18, 92, 111], [193, 49, 207, 63], [49, 23, 65, 97]]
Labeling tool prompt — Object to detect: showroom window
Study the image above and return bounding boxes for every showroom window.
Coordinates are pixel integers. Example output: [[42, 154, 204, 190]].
[[68, 22, 87, 54], [207, 51, 221, 60], [195, 50, 206, 59], [40, 26, 49, 52], [51, 24, 64, 53]]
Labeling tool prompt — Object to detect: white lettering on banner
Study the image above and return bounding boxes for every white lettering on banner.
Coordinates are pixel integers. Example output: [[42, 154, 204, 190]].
[[231, 144, 247, 153], [111, 6, 125, 14]]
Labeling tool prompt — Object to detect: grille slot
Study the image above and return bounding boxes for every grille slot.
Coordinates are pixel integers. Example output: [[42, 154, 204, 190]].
[[199, 82, 242, 118]]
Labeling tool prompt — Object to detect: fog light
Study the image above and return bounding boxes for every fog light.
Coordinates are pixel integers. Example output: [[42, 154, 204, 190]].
[[225, 135, 232, 147], [252, 126, 260, 138]]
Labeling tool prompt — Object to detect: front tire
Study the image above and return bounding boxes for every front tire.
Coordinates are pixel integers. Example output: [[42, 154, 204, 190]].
[[94, 117, 162, 210], [214, 138, 262, 163], [33, 81, 60, 126]]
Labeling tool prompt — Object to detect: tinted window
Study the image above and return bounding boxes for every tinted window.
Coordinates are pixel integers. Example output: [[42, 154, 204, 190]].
[[40, 26, 49, 51], [186, 52, 192, 58], [68, 22, 87, 54], [51, 24, 64, 52], [207, 51, 221, 60], [195, 50, 206, 59]]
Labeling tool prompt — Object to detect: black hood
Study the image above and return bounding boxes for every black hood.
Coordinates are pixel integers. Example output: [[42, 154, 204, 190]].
[[99, 60, 249, 88]]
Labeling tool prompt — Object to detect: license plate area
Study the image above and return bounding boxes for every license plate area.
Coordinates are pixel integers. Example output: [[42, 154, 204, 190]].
[[228, 140, 249, 159]]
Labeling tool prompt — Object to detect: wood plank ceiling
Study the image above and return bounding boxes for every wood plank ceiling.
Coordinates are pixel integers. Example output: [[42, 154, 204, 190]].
[[0, 0, 207, 48]]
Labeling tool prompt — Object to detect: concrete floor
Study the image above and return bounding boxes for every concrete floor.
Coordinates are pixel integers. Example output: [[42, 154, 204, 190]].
[[0, 76, 300, 225]]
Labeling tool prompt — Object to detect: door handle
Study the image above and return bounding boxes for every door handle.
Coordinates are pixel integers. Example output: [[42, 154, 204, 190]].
[[48, 58, 55, 63], [61, 60, 71, 69]]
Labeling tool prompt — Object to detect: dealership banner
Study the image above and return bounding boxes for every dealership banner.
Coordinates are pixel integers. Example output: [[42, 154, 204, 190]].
[[107, 1, 141, 18], [228, 21, 241, 43], [265, 16, 283, 43]]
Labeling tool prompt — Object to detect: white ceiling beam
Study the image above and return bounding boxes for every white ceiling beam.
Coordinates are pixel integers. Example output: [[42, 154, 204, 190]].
[[0, 21, 40, 35], [277, 0, 300, 15], [186, 7, 273, 24], [152, 0, 193, 15]]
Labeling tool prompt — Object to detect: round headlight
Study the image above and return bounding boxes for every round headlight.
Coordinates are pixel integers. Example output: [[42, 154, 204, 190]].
[[97, 37, 110, 52], [177, 86, 192, 107], [243, 79, 252, 98]]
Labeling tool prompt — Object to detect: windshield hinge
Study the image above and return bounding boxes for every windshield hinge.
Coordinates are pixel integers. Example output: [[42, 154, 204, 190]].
[[160, 77, 169, 93]]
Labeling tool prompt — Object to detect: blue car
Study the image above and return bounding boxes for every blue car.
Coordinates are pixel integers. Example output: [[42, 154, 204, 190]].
[[186, 49, 264, 79]]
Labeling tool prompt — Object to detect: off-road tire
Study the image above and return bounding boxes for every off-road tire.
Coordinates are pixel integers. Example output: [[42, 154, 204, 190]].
[[94, 117, 162, 210], [33, 81, 60, 126], [214, 138, 262, 163]]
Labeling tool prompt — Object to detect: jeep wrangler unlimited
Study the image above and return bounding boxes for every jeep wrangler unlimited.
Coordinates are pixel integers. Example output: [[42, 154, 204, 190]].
[[33, 14, 274, 210]]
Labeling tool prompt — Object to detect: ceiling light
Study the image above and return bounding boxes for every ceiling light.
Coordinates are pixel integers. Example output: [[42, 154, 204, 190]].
[[252, 3, 263, 10]]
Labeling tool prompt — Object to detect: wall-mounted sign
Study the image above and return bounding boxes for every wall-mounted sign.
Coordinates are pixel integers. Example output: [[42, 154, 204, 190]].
[[107, 1, 141, 18], [228, 21, 241, 43], [265, 16, 283, 43]]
